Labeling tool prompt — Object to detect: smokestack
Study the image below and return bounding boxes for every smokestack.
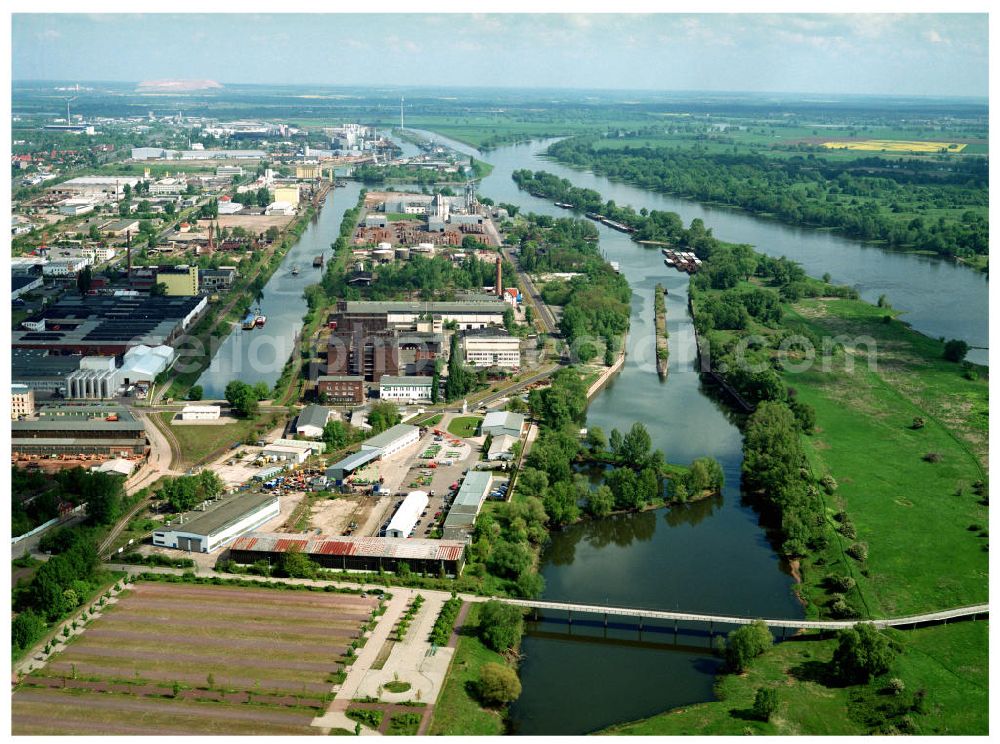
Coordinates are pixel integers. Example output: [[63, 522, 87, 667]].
[[126, 230, 132, 279], [495, 257, 503, 298]]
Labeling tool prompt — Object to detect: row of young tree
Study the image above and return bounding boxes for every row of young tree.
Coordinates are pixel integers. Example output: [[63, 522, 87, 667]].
[[546, 138, 988, 259]]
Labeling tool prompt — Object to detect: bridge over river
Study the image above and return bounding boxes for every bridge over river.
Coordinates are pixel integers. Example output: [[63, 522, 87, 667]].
[[489, 597, 989, 632]]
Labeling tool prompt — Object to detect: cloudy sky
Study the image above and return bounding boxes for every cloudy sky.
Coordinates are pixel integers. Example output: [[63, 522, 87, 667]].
[[11, 13, 989, 97]]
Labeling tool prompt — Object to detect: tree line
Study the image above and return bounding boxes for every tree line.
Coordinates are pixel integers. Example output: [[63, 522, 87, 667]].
[[546, 138, 988, 259]]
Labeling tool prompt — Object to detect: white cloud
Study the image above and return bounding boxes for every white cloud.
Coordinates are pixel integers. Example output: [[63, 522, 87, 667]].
[[37, 29, 61, 41], [924, 29, 944, 44]]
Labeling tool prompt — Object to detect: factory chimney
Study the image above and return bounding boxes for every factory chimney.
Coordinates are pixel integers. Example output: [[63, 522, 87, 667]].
[[495, 257, 503, 297]]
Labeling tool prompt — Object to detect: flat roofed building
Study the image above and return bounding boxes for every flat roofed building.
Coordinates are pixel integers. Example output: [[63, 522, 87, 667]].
[[11, 385, 35, 419], [152, 492, 280, 553], [262, 442, 312, 464], [386, 490, 429, 538], [48, 175, 140, 199], [12, 274, 43, 300], [11, 403, 147, 457], [326, 448, 381, 483], [317, 375, 365, 405], [379, 375, 435, 403], [157, 265, 199, 296], [180, 404, 220, 420], [12, 295, 205, 356], [464, 328, 521, 369], [12, 350, 83, 394], [451, 471, 493, 517], [360, 423, 420, 458], [230, 532, 465, 576]]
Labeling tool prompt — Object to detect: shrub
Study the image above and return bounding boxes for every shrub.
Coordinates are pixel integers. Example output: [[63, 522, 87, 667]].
[[846, 542, 869, 562], [887, 677, 906, 696], [922, 452, 942, 463], [826, 574, 856, 593], [838, 519, 857, 539], [819, 474, 838, 494], [752, 687, 778, 722], [910, 417, 925, 430], [943, 339, 969, 363]]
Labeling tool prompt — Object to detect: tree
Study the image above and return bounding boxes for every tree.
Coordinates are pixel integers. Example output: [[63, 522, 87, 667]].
[[478, 601, 525, 652], [576, 341, 598, 363], [368, 401, 400, 433], [276, 547, 317, 578], [742, 402, 803, 495], [84, 472, 123, 525], [431, 369, 440, 404], [477, 663, 521, 706], [753, 687, 778, 722], [621, 422, 653, 464], [322, 420, 349, 450], [187, 385, 203, 401], [75, 265, 93, 296], [724, 620, 772, 672], [12, 610, 45, 650], [584, 426, 607, 453], [686, 457, 724, 495], [487, 540, 532, 580], [586, 485, 615, 518], [943, 339, 969, 363], [225, 380, 258, 418], [830, 623, 897, 684], [503, 307, 515, 332], [543, 480, 582, 526], [253, 381, 272, 401], [150, 282, 167, 296]]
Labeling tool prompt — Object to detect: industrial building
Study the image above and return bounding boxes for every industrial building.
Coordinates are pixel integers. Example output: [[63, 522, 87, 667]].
[[12, 295, 205, 355], [360, 423, 420, 457], [11, 385, 35, 420], [229, 532, 466, 576], [329, 299, 507, 332], [325, 423, 420, 484], [64, 345, 175, 399], [156, 265, 199, 296], [481, 411, 526, 439], [180, 404, 221, 421], [316, 375, 365, 404], [152, 492, 280, 553], [131, 147, 267, 161], [488, 434, 519, 461], [463, 328, 521, 369], [379, 375, 435, 403], [12, 274, 43, 300], [386, 490, 429, 537], [262, 442, 313, 464], [441, 472, 493, 541], [295, 404, 334, 439], [12, 350, 83, 395], [48, 175, 140, 200], [11, 403, 147, 458]]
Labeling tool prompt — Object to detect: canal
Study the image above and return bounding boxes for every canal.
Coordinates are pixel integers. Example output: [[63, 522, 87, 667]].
[[412, 131, 988, 733], [195, 181, 364, 399]]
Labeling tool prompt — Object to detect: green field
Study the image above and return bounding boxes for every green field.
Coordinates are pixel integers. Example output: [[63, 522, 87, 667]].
[[428, 604, 508, 736], [779, 298, 988, 617], [604, 621, 987, 735], [159, 412, 262, 469], [446, 416, 482, 439]]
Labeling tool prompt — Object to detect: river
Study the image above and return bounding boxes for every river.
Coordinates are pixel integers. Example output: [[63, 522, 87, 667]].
[[409, 131, 989, 733], [195, 181, 364, 399]]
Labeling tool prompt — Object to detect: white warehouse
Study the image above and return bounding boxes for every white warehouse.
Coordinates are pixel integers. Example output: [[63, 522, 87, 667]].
[[152, 492, 280, 553], [360, 423, 420, 458], [180, 404, 221, 421], [386, 490, 429, 538]]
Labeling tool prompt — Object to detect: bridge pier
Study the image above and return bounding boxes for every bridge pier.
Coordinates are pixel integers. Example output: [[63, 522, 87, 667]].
[[604, 612, 608, 628], [567, 609, 572, 626], [781, 626, 787, 640]]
